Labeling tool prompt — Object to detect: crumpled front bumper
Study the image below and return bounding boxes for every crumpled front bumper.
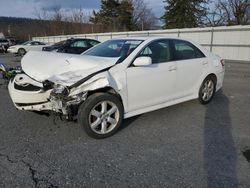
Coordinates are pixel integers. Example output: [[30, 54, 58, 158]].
[[8, 74, 53, 111]]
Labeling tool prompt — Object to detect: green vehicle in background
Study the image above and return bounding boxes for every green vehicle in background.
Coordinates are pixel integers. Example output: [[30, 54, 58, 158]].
[[0, 64, 22, 80]]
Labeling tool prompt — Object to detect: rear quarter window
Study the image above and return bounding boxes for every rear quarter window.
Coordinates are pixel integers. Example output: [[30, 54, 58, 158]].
[[89, 40, 100, 46]]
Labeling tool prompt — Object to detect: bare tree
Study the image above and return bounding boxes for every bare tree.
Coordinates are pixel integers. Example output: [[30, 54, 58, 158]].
[[219, 0, 250, 25], [71, 7, 90, 23], [132, 0, 158, 30], [34, 7, 49, 20], [204, 1, 226, 26], [50, 6, 64, 22]]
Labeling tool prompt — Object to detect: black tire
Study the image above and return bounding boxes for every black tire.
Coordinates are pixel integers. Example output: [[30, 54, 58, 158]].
[[18, 48, 26, 56], [78, 92, 124, 139], [199, 75, 216, 105]]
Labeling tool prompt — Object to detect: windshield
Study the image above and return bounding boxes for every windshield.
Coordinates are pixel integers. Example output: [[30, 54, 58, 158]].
[[84, 40, 143, 59], [21, 41, 31, 45]]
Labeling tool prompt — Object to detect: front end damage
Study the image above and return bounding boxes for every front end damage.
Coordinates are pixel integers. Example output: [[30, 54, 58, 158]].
[[8, 71, 115, 120], [49, 84, 88, 118]]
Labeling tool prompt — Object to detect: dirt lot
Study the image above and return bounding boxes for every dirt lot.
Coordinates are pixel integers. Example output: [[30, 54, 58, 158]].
[[0, 53, 250, 188]]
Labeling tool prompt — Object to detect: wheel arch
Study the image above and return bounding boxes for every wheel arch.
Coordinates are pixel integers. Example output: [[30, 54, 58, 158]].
[[18, 47, 26, 51], [86, 86, 124, 109], [18, 48, 26, 55], [197, 73, 217, 97], [204, 73, 217, 87]]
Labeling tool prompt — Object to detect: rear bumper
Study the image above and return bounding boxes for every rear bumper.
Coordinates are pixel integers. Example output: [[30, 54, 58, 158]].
[[216, 70, 225, 91]]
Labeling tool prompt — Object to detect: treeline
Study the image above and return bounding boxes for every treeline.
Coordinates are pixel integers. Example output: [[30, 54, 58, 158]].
[[0, 17, 102, 41], [1, 0, 250, 41]]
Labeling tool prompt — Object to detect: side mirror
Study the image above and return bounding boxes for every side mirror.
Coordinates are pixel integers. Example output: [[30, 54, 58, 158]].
[[133, 56, 152, 67]]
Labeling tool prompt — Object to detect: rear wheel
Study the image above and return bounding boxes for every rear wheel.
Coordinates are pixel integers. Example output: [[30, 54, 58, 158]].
[[199, 76, 216, 104], [78, 93, 124, 139], [18, 48, 26, 56]]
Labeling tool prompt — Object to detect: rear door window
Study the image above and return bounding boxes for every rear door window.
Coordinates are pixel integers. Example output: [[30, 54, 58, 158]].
[[31, 41, 40, 45], [70, 40, 88, 48], [173, 40, 205, 60]]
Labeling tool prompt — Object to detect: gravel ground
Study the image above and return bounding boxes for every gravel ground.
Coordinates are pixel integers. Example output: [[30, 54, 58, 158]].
[[0, 53, 250, 188]]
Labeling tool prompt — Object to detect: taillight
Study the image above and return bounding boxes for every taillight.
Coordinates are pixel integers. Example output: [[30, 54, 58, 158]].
[[220, 59, 225, 67]]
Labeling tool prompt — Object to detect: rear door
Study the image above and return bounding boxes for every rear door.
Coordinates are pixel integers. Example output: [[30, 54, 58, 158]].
[[173, 39, 207, 98]]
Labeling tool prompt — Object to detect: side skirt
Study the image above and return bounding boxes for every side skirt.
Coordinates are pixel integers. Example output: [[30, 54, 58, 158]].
[[124, 94, 198, 119]]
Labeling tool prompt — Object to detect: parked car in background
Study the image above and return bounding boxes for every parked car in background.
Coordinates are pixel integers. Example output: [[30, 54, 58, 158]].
[[42, 38, 100, 54], [7, 41, 48, 56], [6, 38, 16, 46], [0, 38, 10, 53], [8, 37, 225, 138]]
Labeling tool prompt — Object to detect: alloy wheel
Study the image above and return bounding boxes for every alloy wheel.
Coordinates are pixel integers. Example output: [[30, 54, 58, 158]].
[[88, 101, 119, 134], [201, 80, 214, 102]]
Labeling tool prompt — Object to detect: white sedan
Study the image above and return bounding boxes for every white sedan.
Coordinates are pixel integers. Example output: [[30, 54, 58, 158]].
[[8, 37, 225, 138], [7, 41, 48, 55]]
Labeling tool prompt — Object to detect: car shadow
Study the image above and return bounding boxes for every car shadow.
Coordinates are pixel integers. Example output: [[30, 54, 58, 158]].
[[119, 115, 141, 131], [203, 90, 238, 187]]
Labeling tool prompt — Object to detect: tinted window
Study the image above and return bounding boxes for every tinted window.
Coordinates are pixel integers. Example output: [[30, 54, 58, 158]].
[[0, 39, 8, 43], [30, 42, 40, 45], [70, 40, 88, 48], [54, 40, 66, 46], [84, 40, 143, 58], [22, 41, 31, 45], [139, 40, 172, 64], [173, 40, 205, 60], [89, 40, 100, 46]]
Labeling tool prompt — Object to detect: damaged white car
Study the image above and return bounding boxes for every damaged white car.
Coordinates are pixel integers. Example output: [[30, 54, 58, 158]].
[[8, 37, 225, 138]]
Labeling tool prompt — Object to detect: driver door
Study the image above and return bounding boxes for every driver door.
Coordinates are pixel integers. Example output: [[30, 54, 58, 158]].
[[126, 39, 177, 112]]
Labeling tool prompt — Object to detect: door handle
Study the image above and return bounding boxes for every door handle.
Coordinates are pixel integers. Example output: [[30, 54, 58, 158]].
[[169, 65, 177, 71], [202, 61, 208, 65]]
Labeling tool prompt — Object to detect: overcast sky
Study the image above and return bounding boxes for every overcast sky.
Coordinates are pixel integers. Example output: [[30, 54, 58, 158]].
[[0, 0, 165, 19]]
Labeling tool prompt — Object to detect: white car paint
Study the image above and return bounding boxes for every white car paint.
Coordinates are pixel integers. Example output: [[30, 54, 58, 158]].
[[7, 41, 48, 54], [21, 51, 119, 85], [8, 36, 225, 120]]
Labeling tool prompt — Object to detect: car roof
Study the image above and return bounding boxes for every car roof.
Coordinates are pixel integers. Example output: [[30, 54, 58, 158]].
[[68, 38, 99, 41], [110, 36, 182, 41]]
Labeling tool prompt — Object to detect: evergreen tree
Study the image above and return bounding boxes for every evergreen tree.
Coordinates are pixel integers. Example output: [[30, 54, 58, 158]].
[[90, 0, 134, 31], [162, 0, 208, 29], [119, 0, 134, 30]]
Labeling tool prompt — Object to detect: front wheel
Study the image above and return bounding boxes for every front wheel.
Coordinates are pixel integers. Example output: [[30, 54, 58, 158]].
[[78, 93, 124, 139], [18, 48, 26, 56], [199, 76, 216, 104]]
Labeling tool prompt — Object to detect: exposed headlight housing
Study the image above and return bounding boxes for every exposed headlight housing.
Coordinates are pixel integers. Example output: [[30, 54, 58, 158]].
[[50, 84, 69, 99]]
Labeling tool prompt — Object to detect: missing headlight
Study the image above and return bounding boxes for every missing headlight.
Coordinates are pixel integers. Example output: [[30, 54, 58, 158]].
[[43, 80, 54, 91], [50, 84, 69, 99]]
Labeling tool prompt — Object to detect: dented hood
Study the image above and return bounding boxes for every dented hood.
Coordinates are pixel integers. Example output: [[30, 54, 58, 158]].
[[21, 51, 118, 86]]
